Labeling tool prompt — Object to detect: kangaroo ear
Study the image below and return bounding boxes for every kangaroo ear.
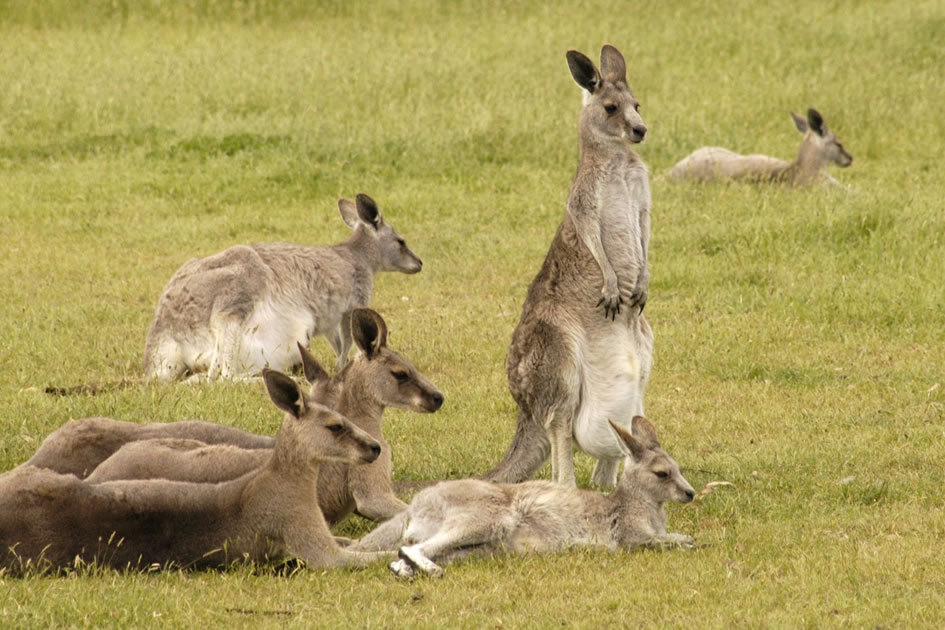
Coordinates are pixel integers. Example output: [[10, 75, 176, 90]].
[[338, 198, 360, 228], [263, 368, 306, 418], [567, 50, 601, 94], [631, 415, 660, 449], [599, 44, 627, 83], [790, 111, 808, 134], [355, 193, 382, 230], [351, 308, 387, 359], [609, 420, 647, 460], [807, 108, 825, 137], [297, 342, 328, 385]]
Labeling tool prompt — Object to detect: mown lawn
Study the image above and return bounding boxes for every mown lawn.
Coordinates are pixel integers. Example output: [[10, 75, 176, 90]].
[[1, 0, 944, 627]]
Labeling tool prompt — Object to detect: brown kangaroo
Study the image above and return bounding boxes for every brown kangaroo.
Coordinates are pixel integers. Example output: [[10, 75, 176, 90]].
[[485, 45, 653, 488], [0, 370, 391, 573], [83, 308, 444, 525]]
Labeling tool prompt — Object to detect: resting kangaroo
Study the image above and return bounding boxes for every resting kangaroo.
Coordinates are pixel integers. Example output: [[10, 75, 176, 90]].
[[0, 370, 391, 572], [667, 108, 852, 185], [354, 417, 694, 578], [485, 45, 653, 488], [143, 193, 422, 380], [85, 309, 444, 525]]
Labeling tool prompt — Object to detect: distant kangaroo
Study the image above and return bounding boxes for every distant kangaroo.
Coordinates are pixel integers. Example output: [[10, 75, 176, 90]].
[[87, 308, 445, 525], [0, 370, 391, 573], [667, 108, 852, 185], [353, 417, 694, 578], [484, 45, 653, 488], [143, 193, 422, 380]]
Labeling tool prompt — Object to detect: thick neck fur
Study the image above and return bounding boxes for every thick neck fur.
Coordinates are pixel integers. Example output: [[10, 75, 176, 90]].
[[266, 421, 320, 482], [774, 132, 827, 185], [338, 225, 381, 273], [334, 360, 384, 435]]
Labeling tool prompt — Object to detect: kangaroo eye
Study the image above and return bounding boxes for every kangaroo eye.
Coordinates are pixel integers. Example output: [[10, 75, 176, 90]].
[[396, 238, 406, 247], [391, 370, 410, 383], [634, 103, 640, 113], [654, 470, 669, 479], [326, 424, 345, 434], [604, 103, 618, 114]]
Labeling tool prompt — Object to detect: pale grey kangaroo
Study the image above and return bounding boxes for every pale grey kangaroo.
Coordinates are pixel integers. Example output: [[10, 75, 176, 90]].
[[667, 108, 852, 185], [0, 370, 391, 572], [354, 417, 694, 578], [143, 193, 422, 380], [86, 308, 444, 525], [485, 45, 653, 488]]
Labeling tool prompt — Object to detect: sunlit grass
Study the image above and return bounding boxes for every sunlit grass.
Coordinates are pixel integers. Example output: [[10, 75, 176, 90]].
[[1, 0, 944, 627]]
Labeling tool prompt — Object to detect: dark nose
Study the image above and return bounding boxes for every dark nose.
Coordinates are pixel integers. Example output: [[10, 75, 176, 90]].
[[632, 125, 647, 139], [684, 489, 695, 501], [430, 392, 444, 411], [369, 443, 382, 459]]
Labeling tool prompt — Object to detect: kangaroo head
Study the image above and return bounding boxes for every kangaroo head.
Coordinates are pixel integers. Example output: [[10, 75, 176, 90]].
[[348, 307, 444, 414], [610, 417, 694, 505], [263, 368, 381, 465], [791, 108, 853, 168], [567, 45, 646, 145], [338, 194, 423, 274]]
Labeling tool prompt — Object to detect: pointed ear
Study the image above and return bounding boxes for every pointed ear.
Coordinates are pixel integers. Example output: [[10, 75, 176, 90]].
[[790, 111, 808, 134], [599, 44, 627, 83], [566, 50, 601, 94], [631, 415, 660, 449], [297, 342, 328, 385], [351, 308, 387, 359], [263, 368, 305, 418], [355, 193, 382, 230], [807, 108, 825, 137], [609, 420, 647, 460], [338, 198, 359, 228]]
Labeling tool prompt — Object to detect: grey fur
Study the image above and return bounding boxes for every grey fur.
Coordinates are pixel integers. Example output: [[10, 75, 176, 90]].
[[143, 194, 422, 380], [485, 45, 653, 488], [353, 417, 695, 578], [0, 370, 391, 573], [667, 108, 853, 185]]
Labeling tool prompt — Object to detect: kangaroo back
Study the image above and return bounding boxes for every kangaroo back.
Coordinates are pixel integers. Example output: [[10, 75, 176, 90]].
[[143, 193, 423, 381]]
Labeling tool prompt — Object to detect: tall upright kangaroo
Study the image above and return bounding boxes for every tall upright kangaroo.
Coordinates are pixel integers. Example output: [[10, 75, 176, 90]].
[[0, 370, 391, 572], [86, 309, 445, 526], [143, 193, 422, 380], [667, 108, 852, 185], [485, 45, 653, 488], [353, 417, 695, 579]]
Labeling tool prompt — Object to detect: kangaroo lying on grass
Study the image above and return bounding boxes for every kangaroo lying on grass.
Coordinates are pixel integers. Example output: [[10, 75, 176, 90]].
[[85, 308, 444, 525], [143, 193, 422, 381], [667, 108, 852, 185], [21, 416, 275, 479], [0, 370, 391, 573], [353, 417, 694, 578], [485, 45, 653, 488]]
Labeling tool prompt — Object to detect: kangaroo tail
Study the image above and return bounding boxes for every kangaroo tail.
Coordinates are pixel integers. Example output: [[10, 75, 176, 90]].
[[350, 511, 410, 553], [44, 378, 144, 396], [480, 407, 550, 483]]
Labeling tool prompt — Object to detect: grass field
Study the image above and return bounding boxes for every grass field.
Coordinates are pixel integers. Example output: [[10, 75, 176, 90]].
[[1, 0, 944, 627]]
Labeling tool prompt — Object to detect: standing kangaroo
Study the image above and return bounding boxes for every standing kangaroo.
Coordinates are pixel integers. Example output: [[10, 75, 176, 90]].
[[86, 308, 445, 525], [143, 193, 422, 381], [0, 370, 391, 572], [353, 417, 694, 578], [485, 45, 653, 488], [667, 108, 852, 185]]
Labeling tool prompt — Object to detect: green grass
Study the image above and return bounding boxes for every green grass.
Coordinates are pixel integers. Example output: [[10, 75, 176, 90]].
[[2, 0, 945, 627]]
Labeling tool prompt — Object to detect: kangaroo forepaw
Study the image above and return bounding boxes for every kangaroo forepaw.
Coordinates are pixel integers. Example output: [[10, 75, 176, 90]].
[[399, 546, 444, 578], [596, 295, 622, 320], [390, 558, 415, 579]]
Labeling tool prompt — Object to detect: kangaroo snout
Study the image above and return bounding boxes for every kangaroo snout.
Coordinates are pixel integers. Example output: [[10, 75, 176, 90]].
[[363, 442, 382, 463], [430, 391, 444, 411], [631, 124, 647, 142], [682, 488, 695, 503]]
